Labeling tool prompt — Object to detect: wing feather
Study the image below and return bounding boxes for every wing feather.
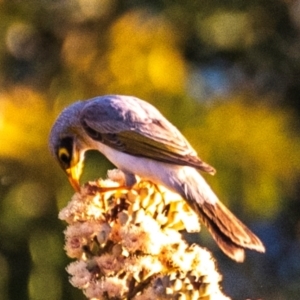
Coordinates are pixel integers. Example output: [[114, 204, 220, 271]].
[[80, 96, 215, 174]]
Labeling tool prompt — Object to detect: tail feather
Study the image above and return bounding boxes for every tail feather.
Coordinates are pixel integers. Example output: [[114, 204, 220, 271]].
[[171, 167, 265, 262], [200, 200, 265, 251], [194, 200, 265, 262]]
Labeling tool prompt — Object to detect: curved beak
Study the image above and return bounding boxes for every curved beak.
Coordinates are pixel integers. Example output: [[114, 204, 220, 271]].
[[66, 160, 84, 192]]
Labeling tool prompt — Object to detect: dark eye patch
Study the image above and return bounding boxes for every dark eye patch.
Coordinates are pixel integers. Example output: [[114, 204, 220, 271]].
[[57, 137, 73, 168]]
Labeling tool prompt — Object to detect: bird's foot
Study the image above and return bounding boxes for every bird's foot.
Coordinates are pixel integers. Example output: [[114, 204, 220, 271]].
[[85, 182, 131, 195]]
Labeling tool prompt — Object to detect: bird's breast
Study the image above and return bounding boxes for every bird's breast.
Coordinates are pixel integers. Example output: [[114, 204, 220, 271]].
[[93, 141, 178, 184], [92, 141, 218, 205]]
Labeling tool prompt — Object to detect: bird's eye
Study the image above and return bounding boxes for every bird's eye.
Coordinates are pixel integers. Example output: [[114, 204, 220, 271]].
[[58, 147, 71, 166], [57, 137, 73, 168]]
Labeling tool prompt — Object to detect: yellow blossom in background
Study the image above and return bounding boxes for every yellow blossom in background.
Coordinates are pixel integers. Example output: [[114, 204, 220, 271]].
[[0, 86, 53, 165], [197, 10, 255, 50], [60, 170, 230, 300], [61, 29, 99, 74], [106, 10, 187, 96], [57, 8, 187, 100]]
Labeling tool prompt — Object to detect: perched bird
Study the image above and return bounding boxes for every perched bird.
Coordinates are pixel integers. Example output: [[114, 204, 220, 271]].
[[49, 95, 265, 262]]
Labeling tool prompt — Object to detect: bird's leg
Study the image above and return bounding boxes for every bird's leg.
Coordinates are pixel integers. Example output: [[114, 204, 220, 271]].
[[123, 172, 138, 187], [87, 170, 137, 193], [85, 184, 128, 194]]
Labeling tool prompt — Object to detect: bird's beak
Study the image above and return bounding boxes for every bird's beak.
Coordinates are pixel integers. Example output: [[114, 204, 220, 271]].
[[66, 160, 84, 192]]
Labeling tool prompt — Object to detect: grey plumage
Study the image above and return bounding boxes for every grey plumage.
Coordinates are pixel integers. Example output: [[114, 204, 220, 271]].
[[49, 95, 265, 262], [80, 96, 216, 173]]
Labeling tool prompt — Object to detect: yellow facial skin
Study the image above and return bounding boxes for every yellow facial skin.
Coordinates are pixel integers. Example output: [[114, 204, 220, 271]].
[[58, 146, 83, 192]]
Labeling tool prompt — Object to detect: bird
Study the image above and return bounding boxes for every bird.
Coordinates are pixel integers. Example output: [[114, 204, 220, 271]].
[[49, 95, 265, 262]]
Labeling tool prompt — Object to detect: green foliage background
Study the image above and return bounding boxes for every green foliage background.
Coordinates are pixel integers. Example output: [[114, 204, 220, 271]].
[[0, 1, 300, 299]]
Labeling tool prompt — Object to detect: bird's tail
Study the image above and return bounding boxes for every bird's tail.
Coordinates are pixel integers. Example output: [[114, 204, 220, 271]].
[[170, 167, 265, 262]]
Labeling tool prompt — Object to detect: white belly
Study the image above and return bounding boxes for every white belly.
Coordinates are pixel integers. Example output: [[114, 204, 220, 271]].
[[96, 142, 174, 184], [92, 142, 218, 205]]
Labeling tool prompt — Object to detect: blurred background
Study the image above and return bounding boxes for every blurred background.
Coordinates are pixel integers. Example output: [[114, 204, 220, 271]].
[[0, 0, 300, 299]]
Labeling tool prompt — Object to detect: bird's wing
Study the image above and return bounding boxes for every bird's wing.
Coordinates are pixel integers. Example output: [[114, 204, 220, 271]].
[[80, 96, 215, 174]]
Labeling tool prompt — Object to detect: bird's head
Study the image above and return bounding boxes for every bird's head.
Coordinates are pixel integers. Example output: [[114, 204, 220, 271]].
[[49, 101, 91, 192]]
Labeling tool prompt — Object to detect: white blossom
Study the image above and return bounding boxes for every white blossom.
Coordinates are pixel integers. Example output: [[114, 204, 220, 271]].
[[60, 169, 230, 300]]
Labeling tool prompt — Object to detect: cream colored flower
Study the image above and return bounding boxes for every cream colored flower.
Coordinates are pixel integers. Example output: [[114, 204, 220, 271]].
[[60, 170, 230, 300], [66, 260, 92, 289]]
